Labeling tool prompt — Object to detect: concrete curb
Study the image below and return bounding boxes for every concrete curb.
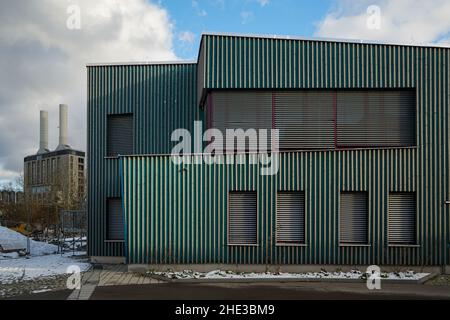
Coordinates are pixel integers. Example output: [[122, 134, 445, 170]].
[[418, 273, 440, 284], [145, 273, 436, 285]]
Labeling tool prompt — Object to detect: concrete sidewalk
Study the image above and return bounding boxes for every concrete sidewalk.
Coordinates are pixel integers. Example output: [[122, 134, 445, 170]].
[[67, 264, 163, 300]]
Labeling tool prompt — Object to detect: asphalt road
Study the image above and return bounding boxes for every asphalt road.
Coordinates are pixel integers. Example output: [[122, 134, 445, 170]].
[[8, 282, 450, 300]]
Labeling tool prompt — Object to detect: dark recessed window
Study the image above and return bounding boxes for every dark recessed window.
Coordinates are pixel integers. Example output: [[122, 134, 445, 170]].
[[228, 191, 257, 245], [276, 191, 305, 244], [337, 90, 416, 147], [207, 89, 416, 151], [107, 197, 124, 241], [340, 192, 368, 245], [107, 114, 133, 157], [210, 91, 272, 151], [388, 192, 416, 245], [275, 91, 335, 149]]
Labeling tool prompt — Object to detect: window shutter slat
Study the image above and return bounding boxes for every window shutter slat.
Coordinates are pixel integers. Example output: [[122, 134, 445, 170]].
[[389, 193, 416, 245], [275, 91, 335, 149], [337, 90, 415, 147], [208, 89, 415, 150], [212, 91, 272, 132], [108, 198, 124, 241], [229, 192, 257, 245], [107, 114, 133, 156], [277, 192, 305, 244], [340, 192, 368, 244]]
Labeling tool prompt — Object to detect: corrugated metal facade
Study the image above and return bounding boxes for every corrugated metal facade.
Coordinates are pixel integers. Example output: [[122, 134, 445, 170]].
[[122, 149, 427, 265], [87, 63, 198, 257], [89, 34, 450, 266]]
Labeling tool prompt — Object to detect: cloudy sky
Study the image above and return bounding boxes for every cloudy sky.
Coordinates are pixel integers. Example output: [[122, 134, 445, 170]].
[[0, 0, 449, 186]]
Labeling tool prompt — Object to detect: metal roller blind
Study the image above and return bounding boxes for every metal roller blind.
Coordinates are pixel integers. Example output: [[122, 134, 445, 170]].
[[337, 90, 415, 147], [107, 114, 133, 156], [108, 198, 124, 241], [340, 192, 368, 244], [276, 192, 305, 244], [228, 192, 257, 245], [389, 193, 416, 245], [212, 91, 272, 150], [275, 91, 335, 149]]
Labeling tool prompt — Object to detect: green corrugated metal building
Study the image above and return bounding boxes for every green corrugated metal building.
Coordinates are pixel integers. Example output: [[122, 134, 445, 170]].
[[87, 33, 450, 267]]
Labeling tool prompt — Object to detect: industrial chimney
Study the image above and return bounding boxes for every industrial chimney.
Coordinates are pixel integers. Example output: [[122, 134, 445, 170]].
[[37, 110, 49, 154], [56, 104, 70, 151]]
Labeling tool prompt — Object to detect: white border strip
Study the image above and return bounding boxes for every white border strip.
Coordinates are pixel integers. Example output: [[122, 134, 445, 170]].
[[86, 60, 197, 67]]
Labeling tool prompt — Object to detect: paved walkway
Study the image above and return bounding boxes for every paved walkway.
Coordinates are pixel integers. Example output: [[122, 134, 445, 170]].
[[67, 265, 162, 300]]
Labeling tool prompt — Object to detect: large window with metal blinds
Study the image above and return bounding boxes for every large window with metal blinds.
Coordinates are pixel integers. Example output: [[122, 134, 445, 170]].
[[336, 91, 416, 147], [339, 192, 368, 245], [209, 89, 416, 150], [388, 192, 416, 245], [209, 91, 273, 151], [228, 192, 257, 245], [276, 192, 305, 244], [107, 114, 134, 157], [107, 197, 124, 241]]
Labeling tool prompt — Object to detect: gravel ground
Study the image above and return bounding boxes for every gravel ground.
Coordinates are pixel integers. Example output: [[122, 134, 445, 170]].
[[0, 274, 72, 299], [0, 253, 91, 299], [425, 275, 450, 286]]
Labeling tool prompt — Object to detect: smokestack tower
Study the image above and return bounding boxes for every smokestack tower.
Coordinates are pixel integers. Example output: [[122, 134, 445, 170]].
[[37, 110, 49, 154], [56, 104, 70, 150]]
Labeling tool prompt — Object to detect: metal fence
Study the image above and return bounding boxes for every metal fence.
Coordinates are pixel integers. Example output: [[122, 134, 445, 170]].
[[59, 210, 87, 255]]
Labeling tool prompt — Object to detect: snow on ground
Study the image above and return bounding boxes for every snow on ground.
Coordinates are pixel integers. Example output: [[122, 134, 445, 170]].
[[64, 237, 87, 250], [0, 226, 57, 255], [150, 269, 429, 281], [0, 252, 91, 284], [0, 227, 91, 284]]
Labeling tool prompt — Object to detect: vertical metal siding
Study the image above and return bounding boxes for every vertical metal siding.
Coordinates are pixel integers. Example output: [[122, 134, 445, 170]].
[[190, 35, 449, 265], [197, 40, 206, 106], [88, 35, 450, 265], [122, 148, 422, 265], [87, 63, 198, 257]]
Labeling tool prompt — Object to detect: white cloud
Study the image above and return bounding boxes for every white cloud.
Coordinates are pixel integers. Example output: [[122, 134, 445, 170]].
[[0, 0, 177, 183], [315, 0, 450, 45], [241, 11, 254, 24], [179, 31, 196, 44], [257, 0, 270, 7], [0, 167, 21, 185], [192, 0, 208, 16]]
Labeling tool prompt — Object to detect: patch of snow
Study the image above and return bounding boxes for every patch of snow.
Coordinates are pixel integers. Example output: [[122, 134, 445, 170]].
[[32, 289, 52, 294], [0, 226, 58, 256], [63, 237, 87, 250], [149, 269, 429, 281], [64, 237, 87, 242], [0, 252, 19, 259], [0, 252, 91, 284]]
